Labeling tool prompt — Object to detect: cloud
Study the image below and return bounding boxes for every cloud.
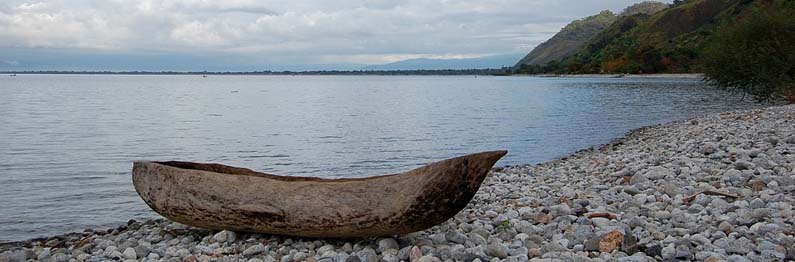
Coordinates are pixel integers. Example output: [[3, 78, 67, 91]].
[[0, 0, 670, 66]]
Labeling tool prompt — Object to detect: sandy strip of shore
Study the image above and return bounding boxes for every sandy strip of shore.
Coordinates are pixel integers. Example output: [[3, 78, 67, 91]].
[[2, 105, 793, 262]]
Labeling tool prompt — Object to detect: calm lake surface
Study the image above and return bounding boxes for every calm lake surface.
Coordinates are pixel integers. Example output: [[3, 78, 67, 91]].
[[0, 74, 760, 242]]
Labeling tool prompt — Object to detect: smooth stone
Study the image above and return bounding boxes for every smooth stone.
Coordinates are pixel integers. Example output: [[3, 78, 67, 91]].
[[591, 218, 610, 229], [485, 241, 508, 258], [213, 230, 235, 243], [290, 252, 306, 262], [445, 231, 467, 244], [409, 246, 422, 261], [377, 238, 399, 253], [243, 244, 268, 257], [661, 244, 676, 260], [416, 255, 442, 262], [317, 245, 335, 256], [123, 247, 137, 260]]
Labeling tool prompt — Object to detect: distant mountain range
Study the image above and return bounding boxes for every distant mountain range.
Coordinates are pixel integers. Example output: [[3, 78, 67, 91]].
[[514, 0, 764, 74], [363, 54, 523, 70], [0, 50, 522, 72]]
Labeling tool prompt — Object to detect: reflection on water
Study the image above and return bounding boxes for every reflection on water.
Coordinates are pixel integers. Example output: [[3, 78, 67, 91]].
[[0, 75, 760, 242]]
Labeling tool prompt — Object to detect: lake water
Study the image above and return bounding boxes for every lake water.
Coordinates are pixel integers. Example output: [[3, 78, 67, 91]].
[[0, 74, 760, 242]]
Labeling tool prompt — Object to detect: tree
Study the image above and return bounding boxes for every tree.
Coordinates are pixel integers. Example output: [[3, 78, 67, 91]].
[[702, 0, 795, 102]]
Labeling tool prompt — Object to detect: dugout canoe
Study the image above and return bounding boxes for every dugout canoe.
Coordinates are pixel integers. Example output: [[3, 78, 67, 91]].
[[132, 150, 507, 238]]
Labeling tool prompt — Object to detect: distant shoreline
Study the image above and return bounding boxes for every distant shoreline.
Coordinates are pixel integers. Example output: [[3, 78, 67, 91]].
[[0, 69, 505, 76], [3, 71, 703, 77]]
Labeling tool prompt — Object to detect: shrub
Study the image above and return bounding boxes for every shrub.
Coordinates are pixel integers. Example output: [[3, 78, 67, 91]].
[[702, 0, 795, 102]]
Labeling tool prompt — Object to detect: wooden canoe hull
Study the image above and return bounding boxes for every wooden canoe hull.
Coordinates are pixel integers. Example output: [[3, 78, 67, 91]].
[[132, 150, 507, 238]]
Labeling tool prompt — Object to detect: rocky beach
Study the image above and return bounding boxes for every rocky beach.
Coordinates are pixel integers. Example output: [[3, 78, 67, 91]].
[[2, 104, 794, 262]]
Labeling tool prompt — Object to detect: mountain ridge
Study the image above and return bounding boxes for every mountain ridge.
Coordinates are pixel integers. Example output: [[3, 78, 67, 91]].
[[514, 1, 669, 69]]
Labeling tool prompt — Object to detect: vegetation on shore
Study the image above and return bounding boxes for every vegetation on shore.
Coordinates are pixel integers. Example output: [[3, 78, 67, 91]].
[[701, 0, 795, 102], [514, 0, 794, 102]]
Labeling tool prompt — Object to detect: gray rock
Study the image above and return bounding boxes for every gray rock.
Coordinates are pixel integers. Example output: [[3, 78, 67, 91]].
[[408, 246, 422, 261], [644, 244, 662, 258], [430, 233, 446, 245], [389, 246, 407, 261], [727, 254, 753, 262], [290, 252, 307, 262], [551, 204, 572, 216], [718, 221, 734, 232], [52, 253, 69, 262], [722, 169, 747, 184], [243, 244, 268, 257], [661, 244, 676, 260], [377, 238, 399, 253], [382, 253, 399, 262], [36, 248, 51, 260], [583, 237, 599, 252], [123, 247, 137, 260], [357, 248, 378, 262], [134, 244, 151, 258], [445, 231, 467, 244], [674, 245, 692, 260], [590, 217, 610, 229], [416, 255, 441, 262], [644, 166, 674, 180], [734, 161, 754, 170], [750, 198, 766, 209], [109, 251, 124, 259], [621, 234, 639, 254], [470, 233, 487, 246], [485, 240, 508, 258], [317, 245, 335, 256], [700, 143, 719, 155], [213, 230, 235, 243], [508, 246, 528, 257], [623, 185, 641, 195], [661, 181, 680, 197]]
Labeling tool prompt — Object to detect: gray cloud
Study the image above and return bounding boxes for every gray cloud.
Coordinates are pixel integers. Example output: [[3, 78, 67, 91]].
[[0, 0, 670, 65]]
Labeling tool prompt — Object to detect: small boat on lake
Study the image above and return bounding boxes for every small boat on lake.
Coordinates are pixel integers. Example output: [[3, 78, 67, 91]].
[[132, 150, 506, 238]]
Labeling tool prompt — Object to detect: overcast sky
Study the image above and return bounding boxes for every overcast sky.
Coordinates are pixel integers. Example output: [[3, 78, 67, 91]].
[[0, 0, 669, 70]]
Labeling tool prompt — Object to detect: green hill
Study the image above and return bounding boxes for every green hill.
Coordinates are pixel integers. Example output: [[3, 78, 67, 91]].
[[516, 0, 763, 74], [513, 11, 617, 67], [514, 1, 668, 70]]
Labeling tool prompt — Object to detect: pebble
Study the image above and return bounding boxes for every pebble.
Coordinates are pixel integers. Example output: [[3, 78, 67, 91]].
[[445, 230, 467, 244], [213, 230, 235, 243], [484, 240, 508, 258], [122, 247, 137, 259], [377, 238, 399, 253], [243, 244, 268, 257]]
